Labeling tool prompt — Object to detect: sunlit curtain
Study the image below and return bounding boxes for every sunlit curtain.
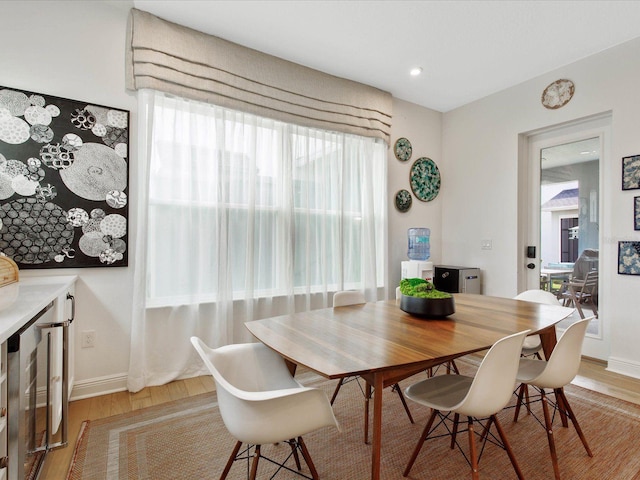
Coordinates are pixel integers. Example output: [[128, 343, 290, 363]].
[[128, 90, 387, 391]]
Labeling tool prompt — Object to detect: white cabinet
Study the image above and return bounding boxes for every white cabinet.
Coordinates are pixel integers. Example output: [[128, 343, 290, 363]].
[[0, 342, 7, 479], [37, 285, 75, 436], [0, 276, 76, 480]]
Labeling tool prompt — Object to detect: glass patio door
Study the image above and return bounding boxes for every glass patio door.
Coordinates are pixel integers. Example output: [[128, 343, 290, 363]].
[[521, 114, 610, 359]]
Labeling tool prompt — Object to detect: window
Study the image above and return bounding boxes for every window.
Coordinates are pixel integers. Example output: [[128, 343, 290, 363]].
[[143, 91, 387, 307]]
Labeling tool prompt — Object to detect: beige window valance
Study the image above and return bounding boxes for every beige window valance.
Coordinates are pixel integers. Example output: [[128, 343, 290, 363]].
[[126, 9, 392, 143]]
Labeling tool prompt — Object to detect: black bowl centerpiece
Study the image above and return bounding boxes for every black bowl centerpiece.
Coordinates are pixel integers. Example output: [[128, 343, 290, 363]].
[[399, 278, 455, 318]]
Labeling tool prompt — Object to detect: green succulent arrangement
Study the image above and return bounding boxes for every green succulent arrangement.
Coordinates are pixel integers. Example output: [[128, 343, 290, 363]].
[[399, 278, 452, 299]]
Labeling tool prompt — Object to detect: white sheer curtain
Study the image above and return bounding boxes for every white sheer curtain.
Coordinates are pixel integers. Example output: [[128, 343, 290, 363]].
[[128, 90, 387, 392]]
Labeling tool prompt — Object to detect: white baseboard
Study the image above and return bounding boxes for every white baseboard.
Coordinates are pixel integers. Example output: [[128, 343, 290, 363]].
[[70, 373, 128, 400], [607, 356, 640, 380]]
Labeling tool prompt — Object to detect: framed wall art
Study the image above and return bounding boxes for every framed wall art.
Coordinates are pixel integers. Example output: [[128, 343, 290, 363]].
[[635, 197, 640, 231], [622, 154, 640, 191], [618, 241, 640, 275], [0, 85, 129, 268]]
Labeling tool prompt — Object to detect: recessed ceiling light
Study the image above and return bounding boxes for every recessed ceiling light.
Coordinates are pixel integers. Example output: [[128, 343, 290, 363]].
[[410, 67, 423, 76]]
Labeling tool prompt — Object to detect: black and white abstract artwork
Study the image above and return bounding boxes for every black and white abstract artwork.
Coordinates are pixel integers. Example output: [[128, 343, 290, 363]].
[[0, 86, 128, 268]]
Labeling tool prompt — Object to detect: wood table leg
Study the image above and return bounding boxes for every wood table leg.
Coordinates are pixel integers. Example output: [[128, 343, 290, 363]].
[[540, 326, 568, 426], [371, 373, 383, 480], [364, 381, 371, 444], [539, 325, 558, 360]]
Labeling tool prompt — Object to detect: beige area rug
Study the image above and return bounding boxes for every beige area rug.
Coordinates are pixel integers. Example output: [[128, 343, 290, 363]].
[[66, 362, 640, 480]]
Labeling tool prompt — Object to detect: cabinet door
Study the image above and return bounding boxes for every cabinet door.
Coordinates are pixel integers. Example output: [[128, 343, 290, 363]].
[[0, 342, 6, 479], [48, 287, 74, 435]]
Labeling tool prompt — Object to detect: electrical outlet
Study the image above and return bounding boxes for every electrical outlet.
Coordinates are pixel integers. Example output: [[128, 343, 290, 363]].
[[81, 330, 96, 348]]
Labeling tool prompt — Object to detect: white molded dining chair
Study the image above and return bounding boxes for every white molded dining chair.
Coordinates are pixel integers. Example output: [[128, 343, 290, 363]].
[[514, 289, 561, 359], [190, 337, 338, 480], [512, 317, 594, 480], [403, 330, 530, 480], [331, 290, 414, 443]]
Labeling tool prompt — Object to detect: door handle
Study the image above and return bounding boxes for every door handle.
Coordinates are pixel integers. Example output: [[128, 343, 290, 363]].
[[67, 293, 75, 323]]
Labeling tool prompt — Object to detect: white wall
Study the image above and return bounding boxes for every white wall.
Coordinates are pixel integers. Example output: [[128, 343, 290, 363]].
[[387, 99, 442, 291], [4, 1, 639, 394], [441, 38, 640, 377], [3, 1, 447, 396], [2, 1, 137, 397]]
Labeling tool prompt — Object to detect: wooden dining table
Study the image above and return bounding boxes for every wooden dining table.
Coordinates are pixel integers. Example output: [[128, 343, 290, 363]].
[[245, 293, 575, 480]]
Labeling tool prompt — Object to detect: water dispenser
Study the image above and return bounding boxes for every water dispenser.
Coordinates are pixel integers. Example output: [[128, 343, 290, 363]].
[[402, 228, 433, 282], [407, 228, 430, 260]]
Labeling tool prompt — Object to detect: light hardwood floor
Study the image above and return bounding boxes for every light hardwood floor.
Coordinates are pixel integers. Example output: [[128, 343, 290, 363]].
[[39, 375, 215, 480], [39, 357, 639, 480]]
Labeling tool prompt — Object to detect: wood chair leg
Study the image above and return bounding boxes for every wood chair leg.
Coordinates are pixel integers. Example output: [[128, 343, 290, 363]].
[[541, 390, 562, 480], [220, 441, 242, 480], [330, 378, 344, 405], [298, 436, 320, 480], [404, 409, 439, 477], [393, 383, 415, 423], [492, 414, 525, 480], [467, 417, 479, 480], [554, 387, 569, 427], [288, 438, 302, 470], [556, 389, 593, 457], [479, 415, 493, 443], [523, 384, 532, 415], [451, 413, 460, 449], [513, 383, 527, 422], [249, 445, 261, 480]]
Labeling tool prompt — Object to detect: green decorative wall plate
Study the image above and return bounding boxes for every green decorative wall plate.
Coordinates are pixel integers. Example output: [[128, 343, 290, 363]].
[[410, 157, 440, 202], [395, 189, 412, 212], [394, 137, 412, 161]]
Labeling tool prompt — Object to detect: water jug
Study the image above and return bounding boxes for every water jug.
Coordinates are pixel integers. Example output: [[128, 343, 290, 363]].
[[407, 228, 430, 260]]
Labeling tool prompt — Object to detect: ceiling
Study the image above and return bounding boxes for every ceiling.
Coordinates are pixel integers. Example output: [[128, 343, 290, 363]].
[[132, 0, 640, 112], [542, 137, 600, 169]]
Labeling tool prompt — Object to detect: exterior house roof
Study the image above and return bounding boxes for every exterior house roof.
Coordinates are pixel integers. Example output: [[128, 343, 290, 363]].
[[541, 188, 578, 211]]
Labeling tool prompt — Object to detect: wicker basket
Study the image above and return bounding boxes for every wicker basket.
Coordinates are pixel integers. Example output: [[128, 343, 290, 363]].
[[0, 255, 19, 288]]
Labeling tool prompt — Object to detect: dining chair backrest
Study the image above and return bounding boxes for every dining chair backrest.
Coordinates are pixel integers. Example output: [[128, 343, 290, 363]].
[[454, 330, 529, 418], [190, 337, 338, 450], [333, 290, 365, 307], [192, 338, 299, 393], [529, 317, 592, 389], [514, 289, 559, 305]]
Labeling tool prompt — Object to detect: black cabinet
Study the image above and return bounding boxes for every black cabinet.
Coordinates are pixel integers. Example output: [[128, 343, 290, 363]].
[[434, 266, 481, 294]]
